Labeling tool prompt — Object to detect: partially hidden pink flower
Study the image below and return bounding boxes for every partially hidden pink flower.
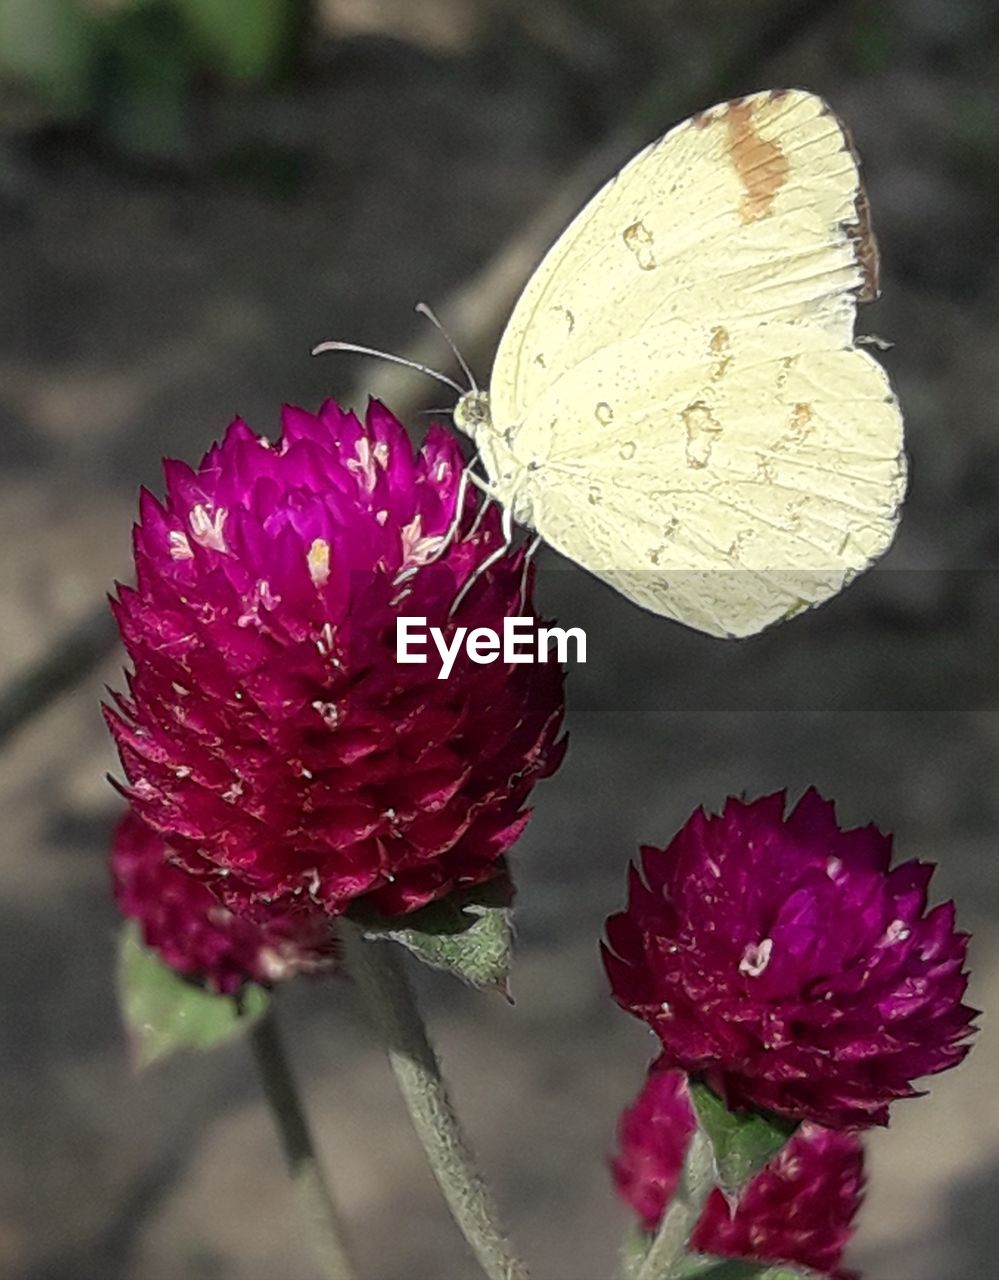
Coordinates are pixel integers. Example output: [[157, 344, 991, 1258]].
[[112, 810, 335, 994], [613, 1067, 865, 1278], [105, 399, 566, 928], [603, 790, 976, 1128]]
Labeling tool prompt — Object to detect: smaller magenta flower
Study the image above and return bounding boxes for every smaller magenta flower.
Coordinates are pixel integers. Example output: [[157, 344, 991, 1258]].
[[613, 1068, 865, 1278], [112, 811, 335, 995], [603, 789, 976, 1128]]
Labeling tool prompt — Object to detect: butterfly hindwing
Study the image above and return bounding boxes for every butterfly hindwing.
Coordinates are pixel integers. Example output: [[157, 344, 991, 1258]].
[[506, 322, 903, 636]]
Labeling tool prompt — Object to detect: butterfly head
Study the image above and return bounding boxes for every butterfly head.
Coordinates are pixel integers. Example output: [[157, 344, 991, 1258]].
[[453, 390, 492, 442]]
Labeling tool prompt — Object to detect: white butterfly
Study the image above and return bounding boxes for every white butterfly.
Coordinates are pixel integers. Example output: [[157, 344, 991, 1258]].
[[325, 89, 906, 639]]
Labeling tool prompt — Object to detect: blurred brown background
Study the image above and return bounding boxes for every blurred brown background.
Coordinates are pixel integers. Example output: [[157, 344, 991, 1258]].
[[2, 1, 999, 1276]]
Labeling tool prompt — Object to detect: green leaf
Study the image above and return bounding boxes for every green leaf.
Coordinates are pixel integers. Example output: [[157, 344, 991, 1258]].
[[671, 1258, 733, 1279], [97, 5, 192, 162], [629, 1250, 819, 1280], [689, 1080, 797, 1199], [618, 1223, 652, 1279], [117, 923, 269, 1068], [353, 877, 514, 993], [0, 0, 99, 112], [691, 1262, 822, 1280], [175, 0, 297, 81]]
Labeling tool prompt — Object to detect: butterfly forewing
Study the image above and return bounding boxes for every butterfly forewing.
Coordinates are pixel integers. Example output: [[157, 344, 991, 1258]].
[[481, 89, 904, 637]]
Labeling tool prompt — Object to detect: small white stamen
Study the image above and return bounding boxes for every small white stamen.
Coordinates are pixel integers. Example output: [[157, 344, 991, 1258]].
[[189, 504, 228, 552], [238, 578, 282, 627], [826, 856, 843, 879], [257, 947, 294, 982], [312, 700, 340, 729], [308, 538, 331, 587], [376, 509, 389, 526], [739, 937, 774, 978], [400, 513, 444, 567], [347, 438, 379, 492], [885, 918, 911, 943], [169, 530, 193, 560]]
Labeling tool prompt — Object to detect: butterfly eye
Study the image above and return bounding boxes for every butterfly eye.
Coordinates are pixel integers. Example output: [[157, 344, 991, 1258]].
[[454, 390, 493, 438]]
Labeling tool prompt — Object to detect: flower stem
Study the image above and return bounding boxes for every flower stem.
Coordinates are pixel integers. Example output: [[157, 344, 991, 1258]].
[[339, 920, 529, 1280], [635, 1127, 715, 1280], [250, 1006, 359, 1280]]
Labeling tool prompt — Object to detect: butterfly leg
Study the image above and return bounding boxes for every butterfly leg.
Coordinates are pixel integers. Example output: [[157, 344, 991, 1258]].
[[466, 473, 496, 540], [517, 533, 543, 613], [393, 458, 478, 586], [448, 501, 515, 620]]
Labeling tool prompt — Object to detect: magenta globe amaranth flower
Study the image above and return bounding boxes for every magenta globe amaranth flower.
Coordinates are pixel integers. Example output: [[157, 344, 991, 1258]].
[[613, 1068, 864, 1278], [112, 811, 334, 994], [106, 400, 566, 926], [603, 790, 976, 1128]]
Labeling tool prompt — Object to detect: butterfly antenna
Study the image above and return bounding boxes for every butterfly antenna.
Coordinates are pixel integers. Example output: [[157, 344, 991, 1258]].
[[415, 302, 478, 393], [311, 340, 465, 396]]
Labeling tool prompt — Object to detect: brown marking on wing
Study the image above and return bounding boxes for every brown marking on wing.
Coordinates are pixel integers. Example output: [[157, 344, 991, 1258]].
[[554, 305, 576, 333], [724, 99, 790, 223], [821, 105, 881, 302], [682, 401, 723, 469], [773, 402, 815, 454], [791, 402, 814, 437], [623, 219, 657, 270], [845, 180, 880, 302], [709, 325, 732, 380]]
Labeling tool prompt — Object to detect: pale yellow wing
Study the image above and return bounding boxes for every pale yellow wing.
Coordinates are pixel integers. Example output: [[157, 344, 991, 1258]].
[[481, 89, 904, 637], [505, 320, 904, 637], [489, 89, 877, 425]]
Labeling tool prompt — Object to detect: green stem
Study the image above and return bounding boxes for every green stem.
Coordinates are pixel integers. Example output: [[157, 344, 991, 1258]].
[[636, 1127, 716, 1280], [251, 1007, 359, 1280], [339, 920, 529, 1280]]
